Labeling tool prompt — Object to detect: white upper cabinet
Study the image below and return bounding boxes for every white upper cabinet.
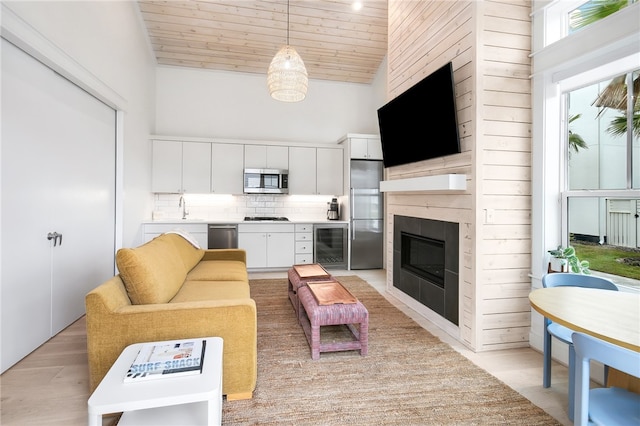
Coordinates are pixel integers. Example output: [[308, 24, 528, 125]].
[[244, 144, 289, 170], [350, 137, 383, 160], [152, 140, 182, 193], [151, 139, 343, 195], [211, 143, 244, 194], [289, 146, 343, 195], [316, 148, 343, 195], [182, 142, 212, 193], [152, 140, 211, 193], [288, 146, 317, 194]]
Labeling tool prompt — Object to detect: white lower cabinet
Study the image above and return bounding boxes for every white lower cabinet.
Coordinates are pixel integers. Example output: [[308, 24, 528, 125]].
[[294, 224, 313, 264], [239, 232, 268, 267], [264, 232, 295, 267], [143, 223, 208, 249], [238, 223, 295, 268]]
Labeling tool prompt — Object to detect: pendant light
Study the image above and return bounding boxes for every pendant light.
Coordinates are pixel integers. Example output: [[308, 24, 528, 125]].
[[267, 0, 308, 102]]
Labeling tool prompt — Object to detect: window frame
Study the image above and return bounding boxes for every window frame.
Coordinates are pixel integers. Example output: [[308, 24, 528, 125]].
[[531, 0, 640, 282]]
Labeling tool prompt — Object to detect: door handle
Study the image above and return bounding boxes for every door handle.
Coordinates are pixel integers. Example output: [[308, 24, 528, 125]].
[[47, 232, 58, 246], [350, 188, 355, 219], [47, 232, 63, 246]]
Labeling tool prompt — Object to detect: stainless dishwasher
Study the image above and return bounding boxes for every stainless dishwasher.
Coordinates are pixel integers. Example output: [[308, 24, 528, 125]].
[[208, 224, 238, 249]]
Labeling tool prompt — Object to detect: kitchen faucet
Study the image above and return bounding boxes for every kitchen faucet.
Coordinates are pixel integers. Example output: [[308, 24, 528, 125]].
[[178, 195, 189, 220]]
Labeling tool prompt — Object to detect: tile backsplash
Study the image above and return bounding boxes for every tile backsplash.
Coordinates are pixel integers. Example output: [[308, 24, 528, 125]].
[[152, 193, 334, 222]]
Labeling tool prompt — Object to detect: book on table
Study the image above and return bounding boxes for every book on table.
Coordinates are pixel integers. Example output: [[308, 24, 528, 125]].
[[124, 339, 206, 382]]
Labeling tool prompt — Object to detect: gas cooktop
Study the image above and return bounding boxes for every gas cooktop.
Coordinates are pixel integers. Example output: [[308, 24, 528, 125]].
[[243, 216, 290, 221]]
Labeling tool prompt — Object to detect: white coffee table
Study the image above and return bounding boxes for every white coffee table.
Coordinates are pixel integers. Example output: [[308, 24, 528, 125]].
[[88, 337, 223, 426]]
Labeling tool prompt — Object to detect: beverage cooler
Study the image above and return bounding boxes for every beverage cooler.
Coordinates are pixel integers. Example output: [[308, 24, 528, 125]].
[[314, 223, 348, 269]]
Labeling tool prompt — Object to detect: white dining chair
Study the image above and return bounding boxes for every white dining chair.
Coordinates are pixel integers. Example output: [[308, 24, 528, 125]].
[[541, 273, 618, 420], [572, 332, 640, 426]]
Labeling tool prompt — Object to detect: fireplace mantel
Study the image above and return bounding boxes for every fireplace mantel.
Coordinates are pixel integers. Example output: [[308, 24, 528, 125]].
[[379, 174, 467, 192]]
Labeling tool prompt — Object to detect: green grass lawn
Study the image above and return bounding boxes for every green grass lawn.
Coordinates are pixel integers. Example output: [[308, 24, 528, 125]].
[[573, 241, 640, 280]]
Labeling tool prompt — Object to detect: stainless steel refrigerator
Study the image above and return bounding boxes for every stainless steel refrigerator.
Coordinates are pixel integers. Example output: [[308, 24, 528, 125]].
[[350, 160, 384, 269]]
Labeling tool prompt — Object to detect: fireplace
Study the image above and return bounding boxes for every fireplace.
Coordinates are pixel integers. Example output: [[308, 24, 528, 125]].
[[393, 215, 459, 325], [401, 233, 445, 287]]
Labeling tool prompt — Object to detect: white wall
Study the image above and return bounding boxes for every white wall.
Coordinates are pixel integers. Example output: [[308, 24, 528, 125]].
[[155, 63, 386, 144], [4, 1, 156, 247]]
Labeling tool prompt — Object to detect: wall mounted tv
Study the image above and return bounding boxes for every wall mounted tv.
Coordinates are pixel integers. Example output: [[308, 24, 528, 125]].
[[377, 62, 460, 168]]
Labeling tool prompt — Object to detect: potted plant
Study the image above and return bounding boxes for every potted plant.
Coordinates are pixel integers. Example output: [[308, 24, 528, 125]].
[[548, 245, 591, 274]]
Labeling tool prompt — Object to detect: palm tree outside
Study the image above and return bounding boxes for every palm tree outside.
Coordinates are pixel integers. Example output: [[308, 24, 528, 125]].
[[569, 0, 630, 32], [571, 1, 640, 136], [568, 114, 588, 156]]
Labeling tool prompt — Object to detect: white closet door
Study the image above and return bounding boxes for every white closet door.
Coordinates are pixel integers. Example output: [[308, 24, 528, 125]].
[[45, 60, 116, 334], [1, 39, 116, 370], [1, 40, 54, 368]]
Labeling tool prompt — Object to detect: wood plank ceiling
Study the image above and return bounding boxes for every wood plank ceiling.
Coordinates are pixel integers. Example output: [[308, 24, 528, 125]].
[[137, 0, 388, 84]]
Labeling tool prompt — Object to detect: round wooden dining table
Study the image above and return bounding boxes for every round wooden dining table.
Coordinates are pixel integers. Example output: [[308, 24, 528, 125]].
[[529, 286, 640, 391]]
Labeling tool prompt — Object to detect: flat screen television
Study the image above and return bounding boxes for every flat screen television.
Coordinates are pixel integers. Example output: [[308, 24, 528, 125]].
[[377, 62, 460, 168]]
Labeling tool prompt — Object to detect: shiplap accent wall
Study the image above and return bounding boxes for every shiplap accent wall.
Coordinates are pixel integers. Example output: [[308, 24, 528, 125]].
[[385, 0, 531, 351]]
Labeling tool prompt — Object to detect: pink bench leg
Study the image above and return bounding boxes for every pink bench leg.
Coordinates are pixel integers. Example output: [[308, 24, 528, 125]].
[[311, 324, 321, 360], [359, 320, 368, 356]]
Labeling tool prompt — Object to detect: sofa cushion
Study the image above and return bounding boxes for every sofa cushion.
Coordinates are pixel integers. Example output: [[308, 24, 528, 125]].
[[186, 260, 248, 282], [171, 280, 251, 302], [116, 236, 187, 305], [163, 232, 205, 272]]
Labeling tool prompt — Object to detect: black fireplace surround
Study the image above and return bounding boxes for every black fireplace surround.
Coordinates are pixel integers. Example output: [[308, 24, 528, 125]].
[[393, 215, 459, 325]]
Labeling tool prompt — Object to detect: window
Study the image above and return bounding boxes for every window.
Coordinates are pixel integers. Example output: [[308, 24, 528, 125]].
[[565, 196, 640, 287], [532, 0, 640, 288], [563, 68, 639, 286], [566, 69, 639, 190], [538, 0, 637, 47], [569, 0, 636, 34]]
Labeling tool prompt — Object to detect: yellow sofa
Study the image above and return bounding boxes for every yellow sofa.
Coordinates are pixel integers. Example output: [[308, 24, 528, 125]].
[[85, 232, 257, 400]]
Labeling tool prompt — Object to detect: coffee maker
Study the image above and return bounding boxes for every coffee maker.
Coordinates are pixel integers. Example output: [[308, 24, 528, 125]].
[[327, 198, 339, 220]]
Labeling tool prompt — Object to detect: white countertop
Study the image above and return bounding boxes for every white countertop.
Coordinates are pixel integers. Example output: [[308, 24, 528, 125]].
[[143, 219, 349, 224]]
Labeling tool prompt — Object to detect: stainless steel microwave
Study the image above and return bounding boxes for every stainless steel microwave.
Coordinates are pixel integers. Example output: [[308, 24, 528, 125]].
[[243, 168, 289, 194]]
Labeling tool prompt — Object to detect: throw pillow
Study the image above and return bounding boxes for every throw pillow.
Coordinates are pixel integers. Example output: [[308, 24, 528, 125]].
[[116, 236, 187, 304]]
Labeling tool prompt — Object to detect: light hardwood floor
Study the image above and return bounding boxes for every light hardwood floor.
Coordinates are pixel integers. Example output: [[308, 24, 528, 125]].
[[0, 269, 572, 425]]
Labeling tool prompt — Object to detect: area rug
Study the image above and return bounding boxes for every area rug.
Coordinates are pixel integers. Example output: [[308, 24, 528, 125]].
[[222, 276, 560, 425]]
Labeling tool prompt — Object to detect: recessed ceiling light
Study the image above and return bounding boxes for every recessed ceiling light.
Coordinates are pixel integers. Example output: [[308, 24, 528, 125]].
[[352, 1, 363, 11]]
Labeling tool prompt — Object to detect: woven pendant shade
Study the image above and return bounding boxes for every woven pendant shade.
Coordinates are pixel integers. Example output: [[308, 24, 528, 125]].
[[267, 0, 308, 102], [268, 45, 308, 102]]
